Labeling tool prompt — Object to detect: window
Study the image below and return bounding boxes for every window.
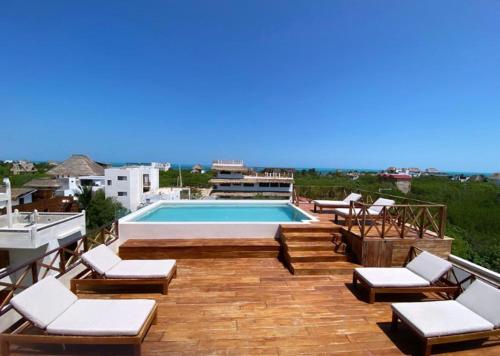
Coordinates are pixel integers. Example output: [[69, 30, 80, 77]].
[[232, 183, 241, 186], [243, 183, 254, 187], [117, 176, 127, 181], [279, 183, 290, 188], [107, 180, 112, 186], [220, 183, 230, 187], [117, 192, 128, 196], [259, 183, 270, 187], [221, 170, 231, 175], [270, 183, 279, 187]]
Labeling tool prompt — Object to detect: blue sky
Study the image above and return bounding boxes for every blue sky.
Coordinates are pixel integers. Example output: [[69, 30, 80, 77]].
[[1, 1, 499, 172]]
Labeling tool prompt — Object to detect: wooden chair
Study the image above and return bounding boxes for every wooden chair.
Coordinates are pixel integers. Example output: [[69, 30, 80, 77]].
[[332, 197, 395, 224], [71, 244, 177, 294], [0, 276, 157, 356], [313, 192, 362, 213], [391, 279, 500, 356], [353, 250, 459, 303]]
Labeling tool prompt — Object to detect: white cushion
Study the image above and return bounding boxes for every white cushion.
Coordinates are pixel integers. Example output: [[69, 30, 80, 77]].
[[392, 301, 494, 337], [10, 276, 77, 329], [343, 193, 362, 203], [406, 251, 452, 283], [457, 280, 500, 327], [314, 200, 345, 206], [355, 267, 430, 287], [82, 244, 122, 275], [368, 198, 395, 214], [106, 259, 176, 279], [47, 299, 155, 336], [334, 207, 381, 216]]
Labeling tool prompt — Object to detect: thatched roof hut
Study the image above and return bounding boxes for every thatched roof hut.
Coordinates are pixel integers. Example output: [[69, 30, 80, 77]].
[[47, 154, 107, 177]]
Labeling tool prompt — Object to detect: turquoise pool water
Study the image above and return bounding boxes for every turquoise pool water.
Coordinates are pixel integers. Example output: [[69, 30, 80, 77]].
[[135, 203, 311, 222]]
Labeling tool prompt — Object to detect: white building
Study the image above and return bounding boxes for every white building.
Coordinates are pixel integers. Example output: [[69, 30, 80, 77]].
[[209, 160, 294, 199], [105, 165, 160, 211]]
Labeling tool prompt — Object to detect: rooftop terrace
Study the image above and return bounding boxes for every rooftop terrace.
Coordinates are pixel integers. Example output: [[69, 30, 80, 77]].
[[7, 257, 500, 355]]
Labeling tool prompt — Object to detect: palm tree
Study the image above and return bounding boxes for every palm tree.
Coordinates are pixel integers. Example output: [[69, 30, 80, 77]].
[[77, 186, 93, 211]]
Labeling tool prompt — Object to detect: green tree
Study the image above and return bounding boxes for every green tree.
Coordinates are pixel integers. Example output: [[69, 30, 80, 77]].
[[84, 190, 128, 229]]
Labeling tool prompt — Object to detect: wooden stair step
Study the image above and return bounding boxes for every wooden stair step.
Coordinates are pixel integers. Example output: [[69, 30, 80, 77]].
[[286, 250, 348, 263], [280, 224, 340, 233], [290, 261, 360, 275], [282, 232, 338, 240], [285, 241, 336, 251]]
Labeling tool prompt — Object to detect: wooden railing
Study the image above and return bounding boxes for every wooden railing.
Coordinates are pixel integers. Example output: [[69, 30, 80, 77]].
[[293, 185, 447, 239], [0, 220, 118, 316], [346, 201, 447, 239]]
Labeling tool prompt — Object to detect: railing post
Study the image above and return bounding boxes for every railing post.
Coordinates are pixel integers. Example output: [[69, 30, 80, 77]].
[[439, 205, 447, 239], [30, 262, 38, 283], [59, 247, 66, 273], [400, 206, 406, 238], [419, 208, 426, 238], [348, 201, 353, 231], [381, 206, 386, 238], [361, 203, 366, 238]]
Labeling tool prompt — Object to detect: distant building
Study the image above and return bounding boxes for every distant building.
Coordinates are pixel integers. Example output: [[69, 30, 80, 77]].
[[490, 173, 500, 185], [379, 173, 412, 194], [191, 164, 204, 174], [424, 168, 448, 177], [151, 162, 171, 171], [104, 165, 159, 211], [407, 168, 422, 177], [10, 160, 37, 175], [209, 160, 294, 199]]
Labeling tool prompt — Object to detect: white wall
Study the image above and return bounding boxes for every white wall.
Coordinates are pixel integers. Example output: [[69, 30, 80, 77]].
[[105, 166, 159, 212]]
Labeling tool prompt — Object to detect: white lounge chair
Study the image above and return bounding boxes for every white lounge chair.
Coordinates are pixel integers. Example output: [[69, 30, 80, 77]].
[[71, 244, 177, 294], [313, 193, 362, 213], [392, 279, 500, 356], [1, 276, 157, 355], [332, 197, 395, 224], [353, 251, 458, 303]]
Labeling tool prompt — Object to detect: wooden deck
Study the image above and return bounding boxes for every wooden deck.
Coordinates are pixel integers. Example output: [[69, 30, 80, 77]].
[[8, 258, 500, 355]]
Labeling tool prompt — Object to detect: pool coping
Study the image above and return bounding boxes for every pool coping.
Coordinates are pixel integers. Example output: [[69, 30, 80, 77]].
[[119, 200, 319, 225]]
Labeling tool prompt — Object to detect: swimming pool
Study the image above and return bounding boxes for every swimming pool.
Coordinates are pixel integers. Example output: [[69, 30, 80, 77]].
[[135, 203, 310, 222], [119, 200, 316, 240]]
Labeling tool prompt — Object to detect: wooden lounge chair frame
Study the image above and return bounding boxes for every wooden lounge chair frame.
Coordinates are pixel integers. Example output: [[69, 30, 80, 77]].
[[0, 303, 157, 356], [352, 247, 460, 303], [70, 263, 177, 295], [391, 307, 500, 356]]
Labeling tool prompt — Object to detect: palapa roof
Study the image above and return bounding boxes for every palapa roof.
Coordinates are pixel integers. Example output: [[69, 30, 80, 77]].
[[10, 188, 37, 200], [47, 154, 106, 177], [24, 178, 61, 189], [192, 164, 203, 170]]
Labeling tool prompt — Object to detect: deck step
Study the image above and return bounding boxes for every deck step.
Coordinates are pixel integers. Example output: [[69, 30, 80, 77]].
[[286, 250, 348, 263], [285, 241, 336, 251], [290, 261, 359, 275], [282, 232, 340, 241], [280, 223, 340, 234]]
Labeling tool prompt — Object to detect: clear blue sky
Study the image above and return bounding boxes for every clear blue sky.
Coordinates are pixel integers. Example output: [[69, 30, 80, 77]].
[[1, 1, 499, 172]]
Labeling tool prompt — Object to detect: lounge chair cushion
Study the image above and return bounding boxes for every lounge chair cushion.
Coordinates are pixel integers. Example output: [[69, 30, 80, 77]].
[[343, 193, 362, 203], [314, 200, 345, 206], [456, 280, 500, 327], [106, 259, 177, 279], [334, 208, 380, 216], [47, 299, 155, 336], [355, 267, 430, 287], [406, 251, 452, 283], [10, 276, 77, 329], [392, 300, 494, 337], [368, 198, 396, 214], [82, 244, 122, 275]]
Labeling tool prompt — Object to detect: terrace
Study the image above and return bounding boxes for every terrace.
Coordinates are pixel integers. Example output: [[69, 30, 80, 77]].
[[0, 187, 499, 355]]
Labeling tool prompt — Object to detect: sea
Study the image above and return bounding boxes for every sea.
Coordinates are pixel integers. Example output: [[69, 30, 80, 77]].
[[110, 163, 493, 177]]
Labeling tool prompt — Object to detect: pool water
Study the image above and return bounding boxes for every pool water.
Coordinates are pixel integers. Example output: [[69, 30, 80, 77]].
[[135, 204, 311, 222]]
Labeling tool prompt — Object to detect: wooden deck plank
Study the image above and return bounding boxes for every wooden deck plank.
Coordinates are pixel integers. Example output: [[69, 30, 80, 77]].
[[8, 258, 500, 355]]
